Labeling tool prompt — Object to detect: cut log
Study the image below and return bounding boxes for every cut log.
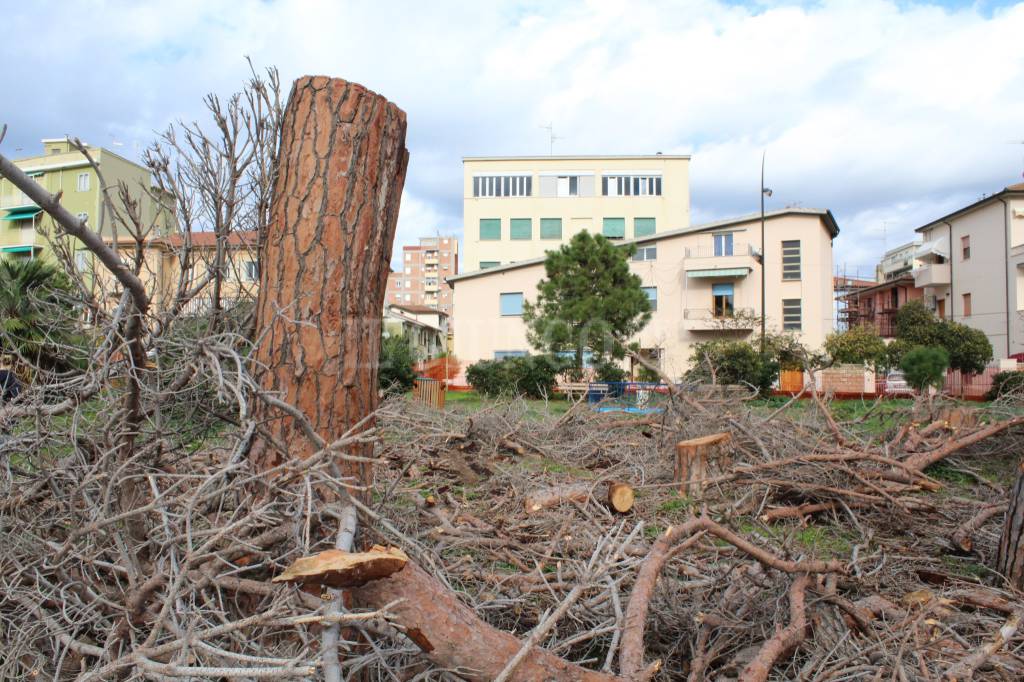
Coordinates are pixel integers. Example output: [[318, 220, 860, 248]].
[[248, 76, 409, 476], [674, 432, 731, 496], [524, 483, 590, 513], [608, 482, 635, 514], [274, 545, 408, 589], [352, 558, 623, 681]]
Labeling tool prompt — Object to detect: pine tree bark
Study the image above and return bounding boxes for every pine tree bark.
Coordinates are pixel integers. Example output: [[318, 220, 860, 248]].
[[249, 76, 408, 476], [996, 459, 1024, 589]]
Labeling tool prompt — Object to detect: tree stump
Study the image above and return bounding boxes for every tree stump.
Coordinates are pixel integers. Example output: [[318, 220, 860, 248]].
[[996, 459, 1024, 589], [675, 432, 731, 496], [248, 76, 408, 478]]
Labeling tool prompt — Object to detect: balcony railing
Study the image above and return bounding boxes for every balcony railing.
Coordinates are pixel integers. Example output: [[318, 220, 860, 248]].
[[0, 193, 37, 210], [684, 243, 755, 258], [913, 262, 950, 288], [682, 307, 756, 331]]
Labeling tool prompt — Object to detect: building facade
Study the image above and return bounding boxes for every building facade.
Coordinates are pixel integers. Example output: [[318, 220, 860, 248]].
[[0, 138, 175, 263], [839, 275, 923, 338], [913, 183, 1024, 359], [383, 304, 448, 360], [385, 235, 458, 326], [462, 155, 690, 272], [449, 209, 838, 385], [876, 240, 922, 282]]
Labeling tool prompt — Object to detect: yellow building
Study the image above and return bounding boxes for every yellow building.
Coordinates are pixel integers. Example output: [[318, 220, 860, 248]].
[[99, 231, 259, 316], [0, 138, 175, 264], [448, 209, 838, 385], [462, 155, 690, 272]]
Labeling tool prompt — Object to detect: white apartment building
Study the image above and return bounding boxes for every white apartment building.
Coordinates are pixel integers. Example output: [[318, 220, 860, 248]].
[[462, 155, 690, 272], [913, 182, 1024, 358], [448, 209, 839, 385]]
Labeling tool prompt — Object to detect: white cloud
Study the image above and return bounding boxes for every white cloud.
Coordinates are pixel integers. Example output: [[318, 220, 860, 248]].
[[2, 0, 1024, 273]]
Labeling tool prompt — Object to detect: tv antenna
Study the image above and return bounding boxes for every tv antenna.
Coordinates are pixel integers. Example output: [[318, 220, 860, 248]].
[[540, 123, 564, 155]]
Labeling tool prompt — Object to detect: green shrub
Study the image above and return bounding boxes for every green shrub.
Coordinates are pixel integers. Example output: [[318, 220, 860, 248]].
[[936, 321, 992, 374], [466, 354, 565, 399], [824, 326, 887, 367], [900, 346, 949, 392], [985, 370, 1024, 401], [686, 340, 779, 396], [594, 361, 628, 383], [894, 301, 939, 346], [378, 334, 417, 395]]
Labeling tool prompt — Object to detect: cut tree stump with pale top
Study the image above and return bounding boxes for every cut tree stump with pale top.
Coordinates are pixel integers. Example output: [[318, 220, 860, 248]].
[[675, 432, 732, 496]]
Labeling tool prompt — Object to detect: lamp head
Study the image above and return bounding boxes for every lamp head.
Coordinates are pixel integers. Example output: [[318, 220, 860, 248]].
[[762, 188, 773, 197]]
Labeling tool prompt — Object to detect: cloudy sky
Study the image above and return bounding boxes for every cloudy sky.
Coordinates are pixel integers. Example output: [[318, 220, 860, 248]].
[[3, 0, 1024, 277]]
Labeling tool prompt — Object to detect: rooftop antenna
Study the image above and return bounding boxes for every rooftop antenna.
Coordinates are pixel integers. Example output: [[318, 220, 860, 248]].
[[540, 123, 563, 155]]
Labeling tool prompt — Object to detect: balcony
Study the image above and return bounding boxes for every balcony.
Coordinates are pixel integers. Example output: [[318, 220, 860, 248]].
[[682, 307, 756, 331], [913, 262, 950, 288], [1, 192, 37, 210], [684, 243, 758, 276]]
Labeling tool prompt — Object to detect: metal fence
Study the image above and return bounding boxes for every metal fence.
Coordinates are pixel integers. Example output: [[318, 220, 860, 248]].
[[586, 382, 670, 413]]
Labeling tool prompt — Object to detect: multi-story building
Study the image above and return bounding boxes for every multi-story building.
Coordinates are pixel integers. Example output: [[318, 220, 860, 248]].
[[876, 240, 922, 282], [100, 230, 259, 315], [462, 155, 690, 272], [385, 235, 459, 326], [383, 304, 448, 360], [448, 208, 838, 384], [0, 138, 175, 263], [912, 182, 1024, 358], [839, 276, 922, 338]]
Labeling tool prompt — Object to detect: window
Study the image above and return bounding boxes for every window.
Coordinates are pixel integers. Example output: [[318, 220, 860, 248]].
[[642, 286, 658, 311], [713, 283, 734, 317], [602, 174, 662, 196], [633, 245, 657, 261], [634, 217, 656, 238], [404, 267, 411, 274], [961, 235, 971, 260], [244, 260, 259, 282], [76, 212, 88, 225], [962, 292, 972, 317], [394, 280, 402, 288], [782, 299, 802, 331], [714, 233, 734, 257], [510, 218, 532, 240], [405, 253, 412, 261], [500, 292, 524, 316], [603, 217, 625, 239], [782, 240, 801, 280], [540, 218, 562, 239], [473, 174, 532, 197], [77, 173, 90, 192], [494, 350, 528, 360], [480, 261, 500, 269], [480, 218, 501, 240], [558, 175, 578, 197], [404, 293, 412, 302]]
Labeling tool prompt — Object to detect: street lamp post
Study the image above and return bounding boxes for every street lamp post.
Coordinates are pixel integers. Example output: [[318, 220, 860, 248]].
[[760, 151, 772, 353]]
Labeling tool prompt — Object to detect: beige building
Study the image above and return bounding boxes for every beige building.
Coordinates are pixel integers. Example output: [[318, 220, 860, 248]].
[[385, 235, 458, 325], [99, 231, 259, 316], [462, 155, 690, 272], [876, 239, 922, 282], [913, 182, 1024, 358], [0, 138, 175, 263], [448, 208, 838, 385], [383, 304, 448, 360]]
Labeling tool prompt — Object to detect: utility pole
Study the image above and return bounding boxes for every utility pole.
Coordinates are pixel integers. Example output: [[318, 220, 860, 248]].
[[760, 151, 772, 352]]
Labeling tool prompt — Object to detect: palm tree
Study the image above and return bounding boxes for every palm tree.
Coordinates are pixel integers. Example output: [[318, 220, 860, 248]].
[[0, 258, 78, 370]]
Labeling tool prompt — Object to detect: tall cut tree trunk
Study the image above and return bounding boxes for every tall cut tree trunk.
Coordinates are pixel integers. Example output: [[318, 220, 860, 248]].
[[249, 76, 408, 477], [996, 459, 1024, 589]]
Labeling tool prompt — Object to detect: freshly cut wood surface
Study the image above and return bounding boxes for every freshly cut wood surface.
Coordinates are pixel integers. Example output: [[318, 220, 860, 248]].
[[274, 545, 409, 588], [608, 482, 635, 513]]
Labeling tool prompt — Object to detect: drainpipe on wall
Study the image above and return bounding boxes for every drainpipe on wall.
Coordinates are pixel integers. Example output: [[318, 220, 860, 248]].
[[998, 197, 1011, 358], [944, 221, 954, 322]]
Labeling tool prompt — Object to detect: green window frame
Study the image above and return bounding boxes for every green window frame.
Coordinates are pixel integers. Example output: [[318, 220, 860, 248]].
[[540, 218, 562, 239], [480, 218, 501, 241], [634, 217, 656, 238], [500, 292, 524, 316], [510, 218, 532, 240], [602, 217, 625, 239], [782, 240, 801, 280], [480, 261, 500, 270], [782, 298, 802, 331]]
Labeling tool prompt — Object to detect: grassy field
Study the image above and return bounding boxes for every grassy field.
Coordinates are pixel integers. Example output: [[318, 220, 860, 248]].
[[444, 390, 573, 417]]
